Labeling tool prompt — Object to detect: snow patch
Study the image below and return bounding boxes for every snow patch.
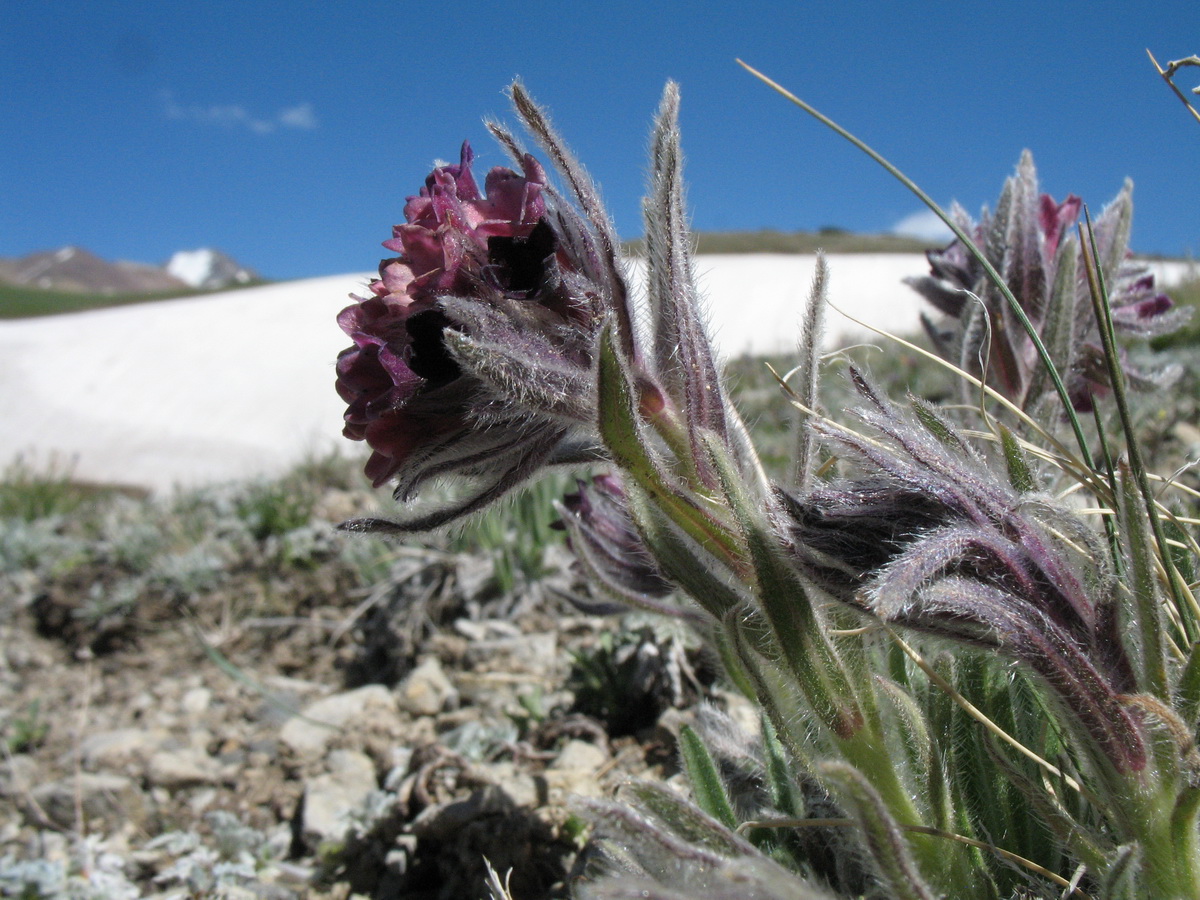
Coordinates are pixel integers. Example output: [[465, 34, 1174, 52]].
[[166, 249, 215, 287], [166, 249, 256, 289]]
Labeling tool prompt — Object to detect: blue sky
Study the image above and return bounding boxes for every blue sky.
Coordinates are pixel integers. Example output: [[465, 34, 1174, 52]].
[[2, 1, 1197, 281]]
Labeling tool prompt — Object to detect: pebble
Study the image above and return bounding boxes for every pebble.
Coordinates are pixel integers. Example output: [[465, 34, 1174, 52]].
[[396, 656, 458, 717], [29, 773, 147, 830], [147, 747, 222, 789], [180, 686, 212, 717], [454, 555, 496, 600], [300, 749, 378, 845], [79, 727, 169, 772], [279, 684, 399, 758], [550, 739, 607, 772], [0, 754, 41, 798], [544, 739, 608, 799]]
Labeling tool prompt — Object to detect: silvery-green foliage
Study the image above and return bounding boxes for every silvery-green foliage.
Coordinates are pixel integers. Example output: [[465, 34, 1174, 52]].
[[574, 782, 838, 900], [0, 837, 140, 900], [148, 812, 287, 897], [0, 517, 87, 577], [338, 74, 1200, 899], [146, 543, 228, 599]]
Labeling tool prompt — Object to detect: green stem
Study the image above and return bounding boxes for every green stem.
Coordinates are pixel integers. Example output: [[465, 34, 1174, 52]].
[[1126, 791, 1200, 898], [1079, 216, 1196, 645], [1170, 787, 1200, 892]]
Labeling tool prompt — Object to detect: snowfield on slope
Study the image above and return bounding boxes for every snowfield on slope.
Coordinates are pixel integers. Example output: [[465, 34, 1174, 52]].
[[1, 255, 1192, 492]]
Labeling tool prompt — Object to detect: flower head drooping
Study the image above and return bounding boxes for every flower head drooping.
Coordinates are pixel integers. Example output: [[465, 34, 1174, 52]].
[[781, 369, 1146, 775], [552, 473, 699, 621], [336, 143, 549, 483], [336, 86, 636, 531], [904, 151, 1189, 411]]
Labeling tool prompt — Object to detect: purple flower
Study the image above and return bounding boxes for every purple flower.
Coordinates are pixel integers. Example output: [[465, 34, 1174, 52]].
[[335, 84, 638, 533], [905, 151, 1189, 411], [335, 142, 554, 487]]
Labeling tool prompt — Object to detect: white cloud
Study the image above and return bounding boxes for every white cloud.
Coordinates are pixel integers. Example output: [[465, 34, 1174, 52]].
[[891, 208, 953, 243], [160, 91, 318, 134], [278, 102, 318, 130]]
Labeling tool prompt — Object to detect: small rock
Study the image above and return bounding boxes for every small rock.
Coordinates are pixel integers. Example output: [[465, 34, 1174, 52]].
[[396, 656, 458, 717], [544, 739, 608, 799], [454, 618, 521, 642], [0, 754, 40, 798], [188, 787, 218, 815], [279, 684, 399, 758], [147, 747, 221, 789], [455, 554, 496, 600], [80, 727, 168, 772], [181, 687, 212, 717], [247, 738, 279, 760], [29, 773, 147, 830], [485, 761, 545, 809], [301, 749, 378, 845], [1175, 421, 1200, 450], [550, 739, 607, 772]]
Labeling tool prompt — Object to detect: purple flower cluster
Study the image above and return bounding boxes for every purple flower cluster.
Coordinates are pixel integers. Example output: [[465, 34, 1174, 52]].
[[335, 142, 553, 487], [906, 151, 1188, 411]]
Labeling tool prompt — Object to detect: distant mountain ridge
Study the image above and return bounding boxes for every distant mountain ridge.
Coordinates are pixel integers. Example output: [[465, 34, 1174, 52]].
[[623, 228, 942, 256], [0, 246, 258, 295]]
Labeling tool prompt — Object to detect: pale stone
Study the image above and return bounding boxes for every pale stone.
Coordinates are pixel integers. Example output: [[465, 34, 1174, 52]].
[[147, 748, 221, 789], [79, 727, 169, 772], [549, 739, 607, 772], [30, 773, 147, 829], [279, 684, 398, 758], [181, 687, 212, 717], [396, 656, 457, 717], [301, 749, 378, 845]]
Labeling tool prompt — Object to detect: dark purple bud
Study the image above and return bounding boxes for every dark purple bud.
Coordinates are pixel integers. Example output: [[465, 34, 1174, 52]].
[[555, 474, 677, 604], [780, 375, 1141, 771]]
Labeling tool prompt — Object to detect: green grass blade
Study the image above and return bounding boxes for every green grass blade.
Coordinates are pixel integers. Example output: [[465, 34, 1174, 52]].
[[760, 713, 803, 819], [679, 724, 739, 831], [1117, 464, 1169, 698], [1078, 213, 1197, 644]]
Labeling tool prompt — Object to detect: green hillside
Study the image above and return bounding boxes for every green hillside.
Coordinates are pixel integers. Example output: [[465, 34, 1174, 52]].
[[622, 227, 940, 256], [0, 280, 266, 320]]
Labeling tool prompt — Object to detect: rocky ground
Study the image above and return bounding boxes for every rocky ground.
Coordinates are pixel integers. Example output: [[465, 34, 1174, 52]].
[[4, 341, 1199, 900], [0, 465, 745, 900]]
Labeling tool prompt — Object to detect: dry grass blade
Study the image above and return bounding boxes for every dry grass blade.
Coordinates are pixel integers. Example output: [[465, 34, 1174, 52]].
[[887, 630, 1090, 799], [1147, 50, 1200, 125]]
